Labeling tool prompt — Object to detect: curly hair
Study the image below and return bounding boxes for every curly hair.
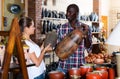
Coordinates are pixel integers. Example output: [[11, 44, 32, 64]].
[[67, 4, 79, 13]]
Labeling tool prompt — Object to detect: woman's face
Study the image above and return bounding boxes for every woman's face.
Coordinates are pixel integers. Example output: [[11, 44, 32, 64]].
[[26, 21, 35, 35]]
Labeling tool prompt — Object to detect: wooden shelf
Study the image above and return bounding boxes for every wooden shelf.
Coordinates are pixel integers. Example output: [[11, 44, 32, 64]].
[[41, 17, 67, 21], [92, 32, 100, 34], [92, 42, 102, 45], [92, 21, 99, 24]]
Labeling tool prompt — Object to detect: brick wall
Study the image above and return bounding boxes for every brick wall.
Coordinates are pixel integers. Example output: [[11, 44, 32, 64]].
[[28, 0, 42, 42]]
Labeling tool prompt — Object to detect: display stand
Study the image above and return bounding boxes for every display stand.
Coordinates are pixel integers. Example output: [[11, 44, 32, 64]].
[[0, 17, 28, 79]]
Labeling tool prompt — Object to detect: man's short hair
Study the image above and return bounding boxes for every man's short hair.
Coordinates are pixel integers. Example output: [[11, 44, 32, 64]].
[[67, 4, 79, 13]]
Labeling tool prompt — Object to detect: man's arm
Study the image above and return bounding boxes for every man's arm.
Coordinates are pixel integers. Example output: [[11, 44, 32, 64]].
[[82, 24, 92, 53]]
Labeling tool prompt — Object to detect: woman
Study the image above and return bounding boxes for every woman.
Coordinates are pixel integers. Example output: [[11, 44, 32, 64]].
[[19, 17, 52, 79]]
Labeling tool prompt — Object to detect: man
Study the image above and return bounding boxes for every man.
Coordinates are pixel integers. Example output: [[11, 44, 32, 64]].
[[56, 4, 92, 75]]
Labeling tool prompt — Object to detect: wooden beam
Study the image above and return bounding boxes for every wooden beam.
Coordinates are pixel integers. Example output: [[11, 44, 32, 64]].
[[1, 17, 17, 79], [15, 19, 28, 79], [1, 17, 28, 79], [0, 31, 9, 36]]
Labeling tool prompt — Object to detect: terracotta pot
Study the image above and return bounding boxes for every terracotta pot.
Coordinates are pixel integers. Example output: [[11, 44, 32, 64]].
[[48, 71, 65, 79], [93, 70, 108, 79], [108, 68, 115, 79], [80, 66, 93, 77], [86, 72, 102, 79], [95, 66, 108, 71], [55, 29, 84, 60], [95, 66, 108, 79], [68, 68, 81, 79]]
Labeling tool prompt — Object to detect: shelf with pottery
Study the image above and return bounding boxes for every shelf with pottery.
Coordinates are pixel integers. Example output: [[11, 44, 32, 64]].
[[80, 20, 99, 24], [41, 17, 67, 21], [90, 21, 104, 53], [81, 20, 101, 42], [80, 20, 100, 32], [80, 12, 105, 54], [40, 18, 68, 33], [92, 42, 102, 45], [92, 32, 100, 34], [41, 7, 66, 34], [92, 34, 101, 44], [40, 17, 67, 35], [41, 7, 66, 20], [40, 7, 67, 33]]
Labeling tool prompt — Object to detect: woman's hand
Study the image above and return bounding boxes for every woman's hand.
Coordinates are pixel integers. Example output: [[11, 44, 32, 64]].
[[42, 43, 52, 53], [44, 43, 52, 53], [40, 42, 44, 50]]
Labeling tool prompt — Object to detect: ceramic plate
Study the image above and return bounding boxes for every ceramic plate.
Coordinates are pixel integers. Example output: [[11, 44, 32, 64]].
[[9, 4, 21, 14]]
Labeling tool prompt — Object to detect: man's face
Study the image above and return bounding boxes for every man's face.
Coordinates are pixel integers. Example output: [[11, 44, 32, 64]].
[[66, 7, 78, 22]]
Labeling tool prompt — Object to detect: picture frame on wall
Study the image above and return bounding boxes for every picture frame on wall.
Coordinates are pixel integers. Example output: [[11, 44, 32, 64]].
[[117, 13, 120, 19]]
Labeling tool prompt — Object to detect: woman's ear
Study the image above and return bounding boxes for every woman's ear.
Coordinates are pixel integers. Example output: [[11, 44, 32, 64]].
[[24, 26, 29, 30]]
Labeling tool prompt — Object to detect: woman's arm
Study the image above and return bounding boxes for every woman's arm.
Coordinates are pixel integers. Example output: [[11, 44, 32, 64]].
[[29, 44, 51, 67]]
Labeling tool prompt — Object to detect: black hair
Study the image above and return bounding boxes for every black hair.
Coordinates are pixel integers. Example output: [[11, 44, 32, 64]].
[[67, 4, 79, 13], [19, 17, 33, 32]]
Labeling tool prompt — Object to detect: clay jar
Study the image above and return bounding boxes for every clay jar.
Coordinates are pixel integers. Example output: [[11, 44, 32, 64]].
[[48, 71, 65, 79], [108, 68, 115, 79], [68, 68, 81, 79], [55, 29, 83, 60], [86, 72, 102, 79], [95, 66, 108, 71], [80, 66, 93, 77], [95, 66, 108, 79], [93, 70, 108, 79]]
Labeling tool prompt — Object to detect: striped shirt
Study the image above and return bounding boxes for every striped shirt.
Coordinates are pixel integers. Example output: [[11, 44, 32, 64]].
[[57, 21, 92, 71]]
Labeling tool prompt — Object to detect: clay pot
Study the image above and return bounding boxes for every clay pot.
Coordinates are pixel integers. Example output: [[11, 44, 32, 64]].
[[55, 29, 84, 60], [86, 72, 102, 79], [44, 30, 57, 48], [80, 66, 93, 77], [68, 68, 81, 79], [89, 12, 98, 22], [108, 68, 115, 79], [95, 66, 108, 71], [95, 66, 108, 79], [48, 71, 65, 79], [93, 70, 108, 79]]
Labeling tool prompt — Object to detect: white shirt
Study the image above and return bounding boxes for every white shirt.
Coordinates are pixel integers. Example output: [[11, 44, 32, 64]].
[[25, 40, 46, 79]]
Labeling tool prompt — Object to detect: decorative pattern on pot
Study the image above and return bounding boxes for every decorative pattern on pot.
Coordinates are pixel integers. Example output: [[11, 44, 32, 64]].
[[68, 68, 81, 79]]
